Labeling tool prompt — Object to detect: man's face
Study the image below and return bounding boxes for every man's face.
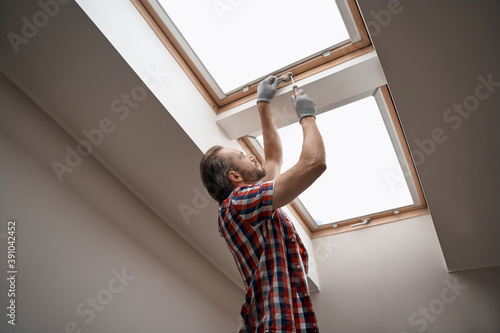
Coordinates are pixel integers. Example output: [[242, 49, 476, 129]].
[[218, 148, 266, 184]]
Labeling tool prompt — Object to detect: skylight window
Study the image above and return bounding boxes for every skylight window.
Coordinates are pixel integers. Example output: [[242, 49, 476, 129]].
[[147, 0, 355, 98], [133, 0, 426, 235], [256, 92, 418, 227]]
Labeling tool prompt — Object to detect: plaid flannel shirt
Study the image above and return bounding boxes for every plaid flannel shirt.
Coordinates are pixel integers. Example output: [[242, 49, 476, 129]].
[[218, 180, 319, 333]]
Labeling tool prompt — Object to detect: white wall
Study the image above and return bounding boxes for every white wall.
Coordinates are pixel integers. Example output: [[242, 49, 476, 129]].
[[20, 0, 321, 289], [1, 1, 498, 332], [311, 214, 500, 333], [0, 73, 244, 333]]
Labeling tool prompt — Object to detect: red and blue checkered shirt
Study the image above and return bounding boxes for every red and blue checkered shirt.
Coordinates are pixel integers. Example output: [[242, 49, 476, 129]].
[[218, 180, 319, 333]]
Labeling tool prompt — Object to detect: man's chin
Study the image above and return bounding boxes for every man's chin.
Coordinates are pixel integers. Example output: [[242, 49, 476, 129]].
[[243, 169, 267, 184]]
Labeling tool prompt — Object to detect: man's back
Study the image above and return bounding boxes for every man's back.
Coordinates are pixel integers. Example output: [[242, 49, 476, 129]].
[[218, 181, 318, 332], [200, 76, 326, 332]]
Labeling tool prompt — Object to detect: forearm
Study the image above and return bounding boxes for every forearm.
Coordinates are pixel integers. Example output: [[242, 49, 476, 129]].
[[271, 117, 326, 210], [257, 101, 283, 166], [299, 117, 326, 170], [271, 89, 326, 209]]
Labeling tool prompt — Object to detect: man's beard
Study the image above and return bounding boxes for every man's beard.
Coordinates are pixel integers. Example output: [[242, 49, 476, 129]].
[[241, 167, 267, 183]]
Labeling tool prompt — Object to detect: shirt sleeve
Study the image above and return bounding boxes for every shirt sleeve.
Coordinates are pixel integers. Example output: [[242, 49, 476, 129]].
[[229, 180, 275, 227]]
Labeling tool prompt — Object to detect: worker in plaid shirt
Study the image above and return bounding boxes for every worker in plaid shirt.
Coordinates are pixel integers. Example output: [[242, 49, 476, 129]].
[[200, 76, 326, 332]]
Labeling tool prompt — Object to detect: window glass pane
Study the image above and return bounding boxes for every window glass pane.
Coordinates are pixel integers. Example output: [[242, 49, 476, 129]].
[[157, 0, 350, 93], [257, 96, 414, 225]]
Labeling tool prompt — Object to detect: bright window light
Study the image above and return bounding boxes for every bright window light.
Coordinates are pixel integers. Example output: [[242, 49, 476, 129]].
[[257, 96, 414, 225], [156, 0, 350, 94]]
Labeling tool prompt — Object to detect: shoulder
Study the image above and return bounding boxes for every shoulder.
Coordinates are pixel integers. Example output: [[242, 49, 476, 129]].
[[232, 181, 274, 201], [219, 181, 275, 223]]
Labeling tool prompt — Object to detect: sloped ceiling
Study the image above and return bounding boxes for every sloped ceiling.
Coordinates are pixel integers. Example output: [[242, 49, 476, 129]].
[[357, 0, 500, 271], [1, 0, 498, 276], [0, 0, 242, 287]]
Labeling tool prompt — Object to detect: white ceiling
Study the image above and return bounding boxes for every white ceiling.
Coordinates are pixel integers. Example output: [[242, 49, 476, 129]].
[[357, 0, 500, 271], [1, 0, 498, 279], [0, 0, 242, 287]]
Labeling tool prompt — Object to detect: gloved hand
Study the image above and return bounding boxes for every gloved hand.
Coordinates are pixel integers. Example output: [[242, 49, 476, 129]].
[[291, 90, 316, 121], [257, 76, 282, 103]]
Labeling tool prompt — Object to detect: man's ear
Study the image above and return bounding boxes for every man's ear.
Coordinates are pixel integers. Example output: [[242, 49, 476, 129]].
[[228, 170, 242, 183]]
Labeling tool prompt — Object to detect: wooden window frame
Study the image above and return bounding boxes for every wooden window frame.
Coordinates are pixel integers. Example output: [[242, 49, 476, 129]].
[[130, 0, 428, 237], [131, 0, 371, 111], [238, 85, 428, 238]]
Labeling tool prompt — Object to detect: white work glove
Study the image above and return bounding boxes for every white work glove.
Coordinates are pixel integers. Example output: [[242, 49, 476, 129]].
[[257, 76, 282, 103], [291, 89, 316, 121]]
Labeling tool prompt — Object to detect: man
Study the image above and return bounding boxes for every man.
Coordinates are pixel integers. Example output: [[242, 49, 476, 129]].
[[200, 76, 326, 332]]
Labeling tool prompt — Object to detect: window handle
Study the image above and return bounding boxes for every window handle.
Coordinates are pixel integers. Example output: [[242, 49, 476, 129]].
[[351, 218, 371, 227]]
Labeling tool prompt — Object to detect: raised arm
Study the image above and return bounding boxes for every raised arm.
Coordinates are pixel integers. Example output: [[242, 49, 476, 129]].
[[256, 76, 283, 182], [273, 90, 326, 211]]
